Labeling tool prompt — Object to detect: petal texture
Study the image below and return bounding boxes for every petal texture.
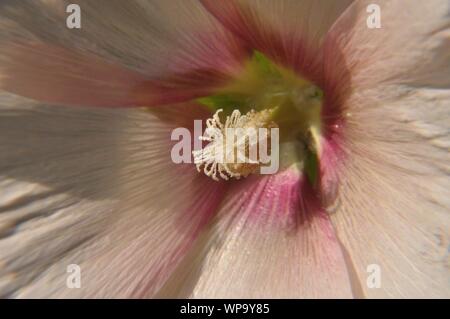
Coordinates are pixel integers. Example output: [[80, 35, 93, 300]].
[[0, 94, 225, 297], [0, 43, 157, 108], [158, 166, 354, 298], [201, 0, 353, 81], [0, 0, 248, 107], [323, 0, 450, 298]]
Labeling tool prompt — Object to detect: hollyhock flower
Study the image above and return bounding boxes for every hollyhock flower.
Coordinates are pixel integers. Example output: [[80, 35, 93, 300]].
[[0, 0, 448, 298]]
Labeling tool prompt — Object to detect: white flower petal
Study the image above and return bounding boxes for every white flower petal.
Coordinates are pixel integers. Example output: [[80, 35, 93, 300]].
[[158, 168, 354, 298], [324, 0, 450, 298], [0, 94, 224, 297]]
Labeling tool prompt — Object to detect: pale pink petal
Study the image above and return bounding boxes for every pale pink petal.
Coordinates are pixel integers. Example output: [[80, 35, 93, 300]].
[[201, 0, 353, 81], [0, 43, 159, 108], [158, 167, 354, 298], [322, 0, 450, 297], [0, 1, 248, 107], [0, 94, 226, 297]]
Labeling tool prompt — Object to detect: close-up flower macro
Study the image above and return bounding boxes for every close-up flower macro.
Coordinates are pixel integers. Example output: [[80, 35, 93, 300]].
[[0, 0, 449, 300]]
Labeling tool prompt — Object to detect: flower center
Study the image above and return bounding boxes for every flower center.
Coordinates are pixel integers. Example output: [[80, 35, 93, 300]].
[[192, 108, 278, 181], [196, 51, 323, 183]]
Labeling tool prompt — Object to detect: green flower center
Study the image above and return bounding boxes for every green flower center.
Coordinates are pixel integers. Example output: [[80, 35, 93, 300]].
[[197, 51, 323, 184]]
